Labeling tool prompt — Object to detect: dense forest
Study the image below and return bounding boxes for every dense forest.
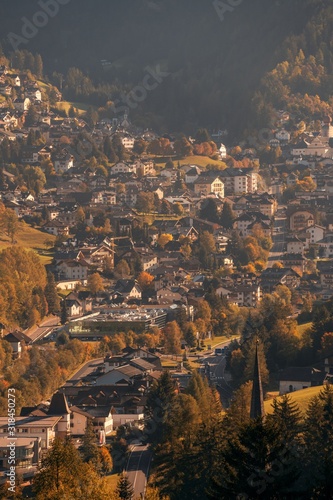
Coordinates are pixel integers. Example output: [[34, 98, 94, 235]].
[[143, 371, 333, 499], [1, 0, 331, 136]]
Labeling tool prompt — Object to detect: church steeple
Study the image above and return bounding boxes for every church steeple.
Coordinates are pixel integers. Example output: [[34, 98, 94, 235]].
[[250, 339, 265, 419]]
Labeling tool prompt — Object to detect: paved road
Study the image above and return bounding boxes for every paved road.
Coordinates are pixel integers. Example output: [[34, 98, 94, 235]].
[[267, 215, 287, 267], [126, 444, 152, 499], [204, 354, 233, 406], [25, 315, 60, 343]]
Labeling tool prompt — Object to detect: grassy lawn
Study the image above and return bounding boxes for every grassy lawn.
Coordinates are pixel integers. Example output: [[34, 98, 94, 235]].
[[55, 101, 92, 116], [208, 335, 239, 348], [264, 385, 324, 416], [154, 154, 227, 170], [296, 322, 312, 337], [0, 223, 55, 264], [37, 79, 51, 91], [105, 473, 120, 491]]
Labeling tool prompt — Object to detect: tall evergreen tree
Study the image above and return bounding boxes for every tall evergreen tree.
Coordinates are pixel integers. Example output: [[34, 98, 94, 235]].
[[199, 198, 219, 223], [80, 419, 99, 465], [45, 272, 60, 315], [220, 201, 235, 229], [303, 385, 333, 498], [60, 300, 68, 325], [116, 472, 134, 500], [34, 53, 43, 78], [103, 136, 118, 163], [144, 371, 176, 445]]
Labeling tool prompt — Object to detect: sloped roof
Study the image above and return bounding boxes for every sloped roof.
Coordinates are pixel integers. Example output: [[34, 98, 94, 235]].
[[48, 392, 70, 415], [279, 367, 325, 383], [4, 330, 31, 344]]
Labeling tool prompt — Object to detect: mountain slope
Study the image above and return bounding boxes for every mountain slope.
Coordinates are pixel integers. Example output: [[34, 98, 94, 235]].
[[0, 0, 327, 135]]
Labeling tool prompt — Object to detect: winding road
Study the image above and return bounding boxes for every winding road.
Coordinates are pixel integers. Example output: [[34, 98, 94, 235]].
[[126, 444, 152, 499]]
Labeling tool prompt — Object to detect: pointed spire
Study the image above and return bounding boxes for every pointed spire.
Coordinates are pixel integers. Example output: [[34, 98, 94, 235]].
[[250, 339, 265, 419]]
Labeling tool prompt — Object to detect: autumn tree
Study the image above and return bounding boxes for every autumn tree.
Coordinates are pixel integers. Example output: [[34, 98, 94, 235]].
[[196, 231, 216, 268], [242, 337, 269, 386], [0, 246, 47, 327], [137, 271, 154, 290], [136, 192, 155, 212], [114, 260, 131, 278], [183, 322, 197, 348], [195, 300, 212, 332], [173, 137, 193, 157], [98, 447, 113, 475], [23, 165, 46, 195], [34, 438, 115, 500], [163, 321, 182, 356], [133, 138, 147, 155], [0, 208, 19, 243], [87, 272, 104, 295], [157, 233, 173, 248]]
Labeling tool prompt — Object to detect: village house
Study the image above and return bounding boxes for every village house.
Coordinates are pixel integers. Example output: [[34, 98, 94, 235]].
[[260, 268, 301, 293], [112, 279, 142, 301], [193, 175, 225, 197], [53, 152, 74, 173], [110, 162, 136, 175], [319, 265, 333, 289], [13, 97, 31, 112], [56, 260, 89, 281], [185, 166, 202, 184], [42, 219, 69, 236], [231, 284, 262, 308], [306, 224, 325, 247], [219, 168, 258, 195], [286, 236, 304, 255], [0, 416, 61, 450], [289, 209, 315, 232], [278, 367, 325, 395], [282, 253, 307, 272], [3, 330, 31, 355], [317, 234, 333, 258], [21, 145, 52, 164]]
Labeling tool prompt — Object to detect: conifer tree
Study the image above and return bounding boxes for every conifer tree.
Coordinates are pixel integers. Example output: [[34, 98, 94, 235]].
[[303, 385, 333, 497], [60, 300, 68, 325], [116, 472, 134, 500], [81, 419, 99, 465], [145, 371, 176, 445], [45, 272, 60, 314], [220, 201, 235, 229]]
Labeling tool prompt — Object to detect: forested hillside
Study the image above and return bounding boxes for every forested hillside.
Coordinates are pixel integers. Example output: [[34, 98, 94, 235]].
[[253, 0, 333, 130], [0, 0, 331, 136]]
